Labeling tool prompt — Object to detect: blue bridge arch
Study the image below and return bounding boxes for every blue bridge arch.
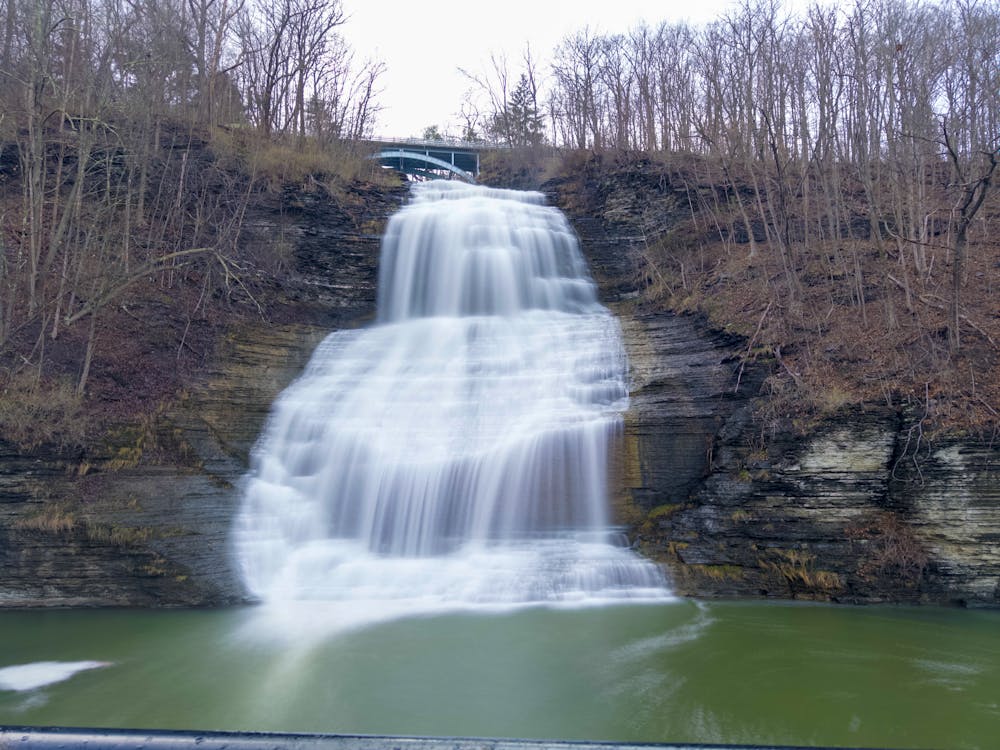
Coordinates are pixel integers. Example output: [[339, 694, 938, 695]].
[[368, 139, 484, 183]]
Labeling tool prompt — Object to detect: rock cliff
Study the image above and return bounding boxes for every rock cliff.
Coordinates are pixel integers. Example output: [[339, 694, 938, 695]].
[[0, 182, 403, 607], [1, 173, 996, 608], [558, 189, 1000, 608]]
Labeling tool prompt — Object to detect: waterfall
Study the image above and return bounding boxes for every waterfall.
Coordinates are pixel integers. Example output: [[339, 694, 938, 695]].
[[233, 181, 668, 624]]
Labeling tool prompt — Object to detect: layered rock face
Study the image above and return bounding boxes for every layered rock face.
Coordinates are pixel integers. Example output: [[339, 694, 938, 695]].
[[1, 175, 997, 608], [635, 408, 1000, 607], [566, 201, 1000, 608], [0, 185, 399, 607]]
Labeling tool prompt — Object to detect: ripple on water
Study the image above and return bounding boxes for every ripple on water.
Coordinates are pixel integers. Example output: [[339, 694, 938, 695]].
[[610, 601, 714, 663], [913, 658, 984, 692]]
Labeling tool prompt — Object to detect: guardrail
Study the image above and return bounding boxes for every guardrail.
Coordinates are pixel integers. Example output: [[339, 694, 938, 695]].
[[0, 727, 902, 750], [370, 136, 510, 151]]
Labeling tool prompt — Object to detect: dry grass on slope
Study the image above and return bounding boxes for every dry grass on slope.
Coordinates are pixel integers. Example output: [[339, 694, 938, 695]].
[[639, 217, 1000, 438], [544, 148, 999, 438]]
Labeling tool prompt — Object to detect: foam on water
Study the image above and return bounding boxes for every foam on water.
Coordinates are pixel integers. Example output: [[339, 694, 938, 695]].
[[0, 661, 111, 692], [233, 181, 669, 629]]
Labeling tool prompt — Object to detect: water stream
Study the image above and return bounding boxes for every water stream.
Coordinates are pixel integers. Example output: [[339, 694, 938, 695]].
[[233, 181, 667, 629]]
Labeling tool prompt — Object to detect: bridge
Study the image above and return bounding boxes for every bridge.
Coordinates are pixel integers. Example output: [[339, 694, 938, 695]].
[[368, 137, 494, 183]]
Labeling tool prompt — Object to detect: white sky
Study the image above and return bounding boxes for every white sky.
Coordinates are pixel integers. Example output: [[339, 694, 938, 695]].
[[339, 0, 803, 139]]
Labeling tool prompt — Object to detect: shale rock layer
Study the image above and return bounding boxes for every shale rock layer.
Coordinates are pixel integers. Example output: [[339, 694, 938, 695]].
[[0, 179, 997, 607]]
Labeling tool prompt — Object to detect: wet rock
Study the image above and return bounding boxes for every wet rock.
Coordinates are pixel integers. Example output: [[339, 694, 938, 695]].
[[0, 181, 392, 607], [563, 195, 1000, 609], [1, 174, 997, 609]]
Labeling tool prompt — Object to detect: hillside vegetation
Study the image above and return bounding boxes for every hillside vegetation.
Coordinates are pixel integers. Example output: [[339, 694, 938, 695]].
[[478, 0, 1000, 438], [2, 0, 997, 448], [0, 122, 398, 450], [536, 148, 999, 438], [0, 0, 393, 448]]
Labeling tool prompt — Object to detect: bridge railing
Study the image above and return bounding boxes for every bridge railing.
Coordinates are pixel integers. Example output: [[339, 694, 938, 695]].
[[370, 136, 510, 151]]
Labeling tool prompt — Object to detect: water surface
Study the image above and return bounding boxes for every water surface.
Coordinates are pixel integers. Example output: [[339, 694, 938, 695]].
[[0, 601, 996, 749]]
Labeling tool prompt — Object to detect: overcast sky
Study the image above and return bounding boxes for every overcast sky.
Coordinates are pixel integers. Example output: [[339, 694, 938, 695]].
[[339, 0, 805, 139]]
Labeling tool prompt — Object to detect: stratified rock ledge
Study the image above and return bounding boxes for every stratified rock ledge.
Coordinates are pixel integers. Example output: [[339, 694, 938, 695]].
[[0, 180, 996, 608]]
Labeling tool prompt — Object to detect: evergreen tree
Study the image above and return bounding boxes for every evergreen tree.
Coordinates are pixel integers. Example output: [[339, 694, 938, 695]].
[[488, 73, 545, 146], [507, 73, 545, 146]]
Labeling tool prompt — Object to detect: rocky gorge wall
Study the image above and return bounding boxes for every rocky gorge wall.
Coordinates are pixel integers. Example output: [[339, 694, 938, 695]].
[[0, 174, 997, 608], [618, 310, 1000, 607], [563, 195, 1000, 609], [0, 183, 403, 607]]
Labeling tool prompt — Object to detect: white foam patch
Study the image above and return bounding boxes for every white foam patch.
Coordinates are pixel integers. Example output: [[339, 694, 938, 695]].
[[0, 660, 111, 692]]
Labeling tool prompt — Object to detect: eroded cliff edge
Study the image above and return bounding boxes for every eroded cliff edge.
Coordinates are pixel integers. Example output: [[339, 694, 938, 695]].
[[0, 183, 404, 606], [559, 186, 1000, 609], [617, 308, 1000, 607], [1, 175, 997, 607]]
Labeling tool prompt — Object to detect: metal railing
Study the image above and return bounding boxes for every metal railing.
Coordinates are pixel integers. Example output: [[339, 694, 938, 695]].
[[0, 727, 905, 750], [370, 136, 510, 151]]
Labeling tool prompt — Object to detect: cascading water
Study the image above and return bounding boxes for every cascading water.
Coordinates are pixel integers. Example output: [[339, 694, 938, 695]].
[[233, 181, 668, 627]]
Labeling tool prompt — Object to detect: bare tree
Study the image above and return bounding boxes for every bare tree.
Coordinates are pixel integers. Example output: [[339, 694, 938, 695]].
[[235, 0, 293, 135], [459, 51, 513, 144], [550, 27, 605, 149], [940, 121, 998, 352], [937, 0, 1000, 351]]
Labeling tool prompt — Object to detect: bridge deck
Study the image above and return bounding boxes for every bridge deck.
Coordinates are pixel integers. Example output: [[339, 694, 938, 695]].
[[367, 137, 509, 182], [370, 137, 504, 154]]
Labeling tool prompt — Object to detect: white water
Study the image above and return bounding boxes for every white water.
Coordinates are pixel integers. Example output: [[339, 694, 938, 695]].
[[0, 661, 111, 692], [234, 181, 668, 627]]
